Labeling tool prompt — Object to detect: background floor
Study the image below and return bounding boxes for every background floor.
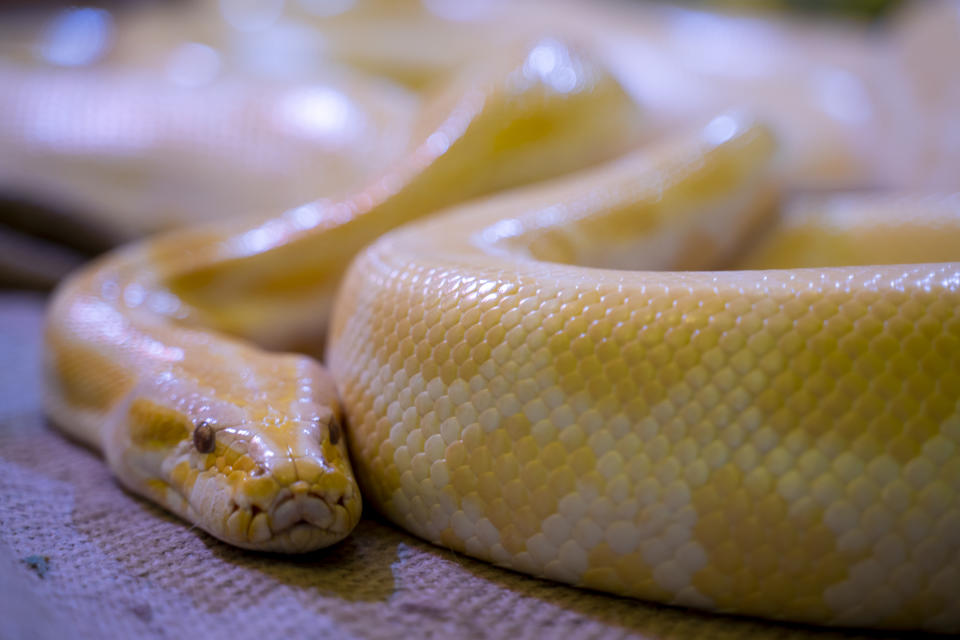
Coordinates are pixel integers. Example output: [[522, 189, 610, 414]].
[[0, 293, 932, 640]]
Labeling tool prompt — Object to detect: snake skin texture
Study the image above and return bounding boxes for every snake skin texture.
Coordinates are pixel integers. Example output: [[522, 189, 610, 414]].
[[40, 36, 960, 636], [327, 120, 960, 632]]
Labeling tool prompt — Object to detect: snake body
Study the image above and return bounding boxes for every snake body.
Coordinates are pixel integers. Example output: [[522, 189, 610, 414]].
[[43, 41, 960, 632]]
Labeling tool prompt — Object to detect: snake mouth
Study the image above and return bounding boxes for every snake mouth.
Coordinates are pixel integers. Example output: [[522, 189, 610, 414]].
[[221, 487, 354, 553], [270, 491, 344, 531]]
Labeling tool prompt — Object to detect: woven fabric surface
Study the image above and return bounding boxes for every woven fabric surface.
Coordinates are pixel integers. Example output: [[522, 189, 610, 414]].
[[0, 293, 930, 640]]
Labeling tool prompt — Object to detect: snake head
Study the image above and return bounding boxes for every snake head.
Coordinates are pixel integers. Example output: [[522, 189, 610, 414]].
[[103, 367, 362, 553]]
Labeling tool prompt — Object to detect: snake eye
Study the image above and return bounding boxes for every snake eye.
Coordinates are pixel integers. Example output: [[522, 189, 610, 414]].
[[315, 414, 342, 445], [193, 420, 216, 453], [329, 416, 342, 446]]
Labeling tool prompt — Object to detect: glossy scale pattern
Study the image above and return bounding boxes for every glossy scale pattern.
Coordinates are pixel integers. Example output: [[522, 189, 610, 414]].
[[328, 121, 960, 631]]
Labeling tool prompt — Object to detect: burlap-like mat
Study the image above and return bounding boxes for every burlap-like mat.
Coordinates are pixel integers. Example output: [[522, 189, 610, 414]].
[[0, 293, 928, 640]]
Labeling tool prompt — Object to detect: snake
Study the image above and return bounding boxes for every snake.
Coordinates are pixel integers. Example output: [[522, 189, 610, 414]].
[[42, 40, 959, 633]]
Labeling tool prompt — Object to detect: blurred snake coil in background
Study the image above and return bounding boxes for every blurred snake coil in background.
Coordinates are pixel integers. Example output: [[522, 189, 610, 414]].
[[1, 0, 960, 634]]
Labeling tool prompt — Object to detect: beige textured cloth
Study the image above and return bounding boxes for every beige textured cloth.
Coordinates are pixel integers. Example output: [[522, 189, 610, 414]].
[[0, 293, 926, 640]]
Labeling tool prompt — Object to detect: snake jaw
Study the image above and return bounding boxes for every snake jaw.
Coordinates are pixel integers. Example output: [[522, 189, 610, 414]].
[[158, 455, 360, 553], [260, 484, 354, 551], [211, 475, 359, 553]]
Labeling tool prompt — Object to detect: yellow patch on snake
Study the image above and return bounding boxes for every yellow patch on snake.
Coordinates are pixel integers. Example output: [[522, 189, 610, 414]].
[[47, 334, 133, 411], [127, 398, 192, 449]]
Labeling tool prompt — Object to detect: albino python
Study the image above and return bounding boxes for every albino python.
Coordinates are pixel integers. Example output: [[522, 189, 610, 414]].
[[43, 40, 959, 633]]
